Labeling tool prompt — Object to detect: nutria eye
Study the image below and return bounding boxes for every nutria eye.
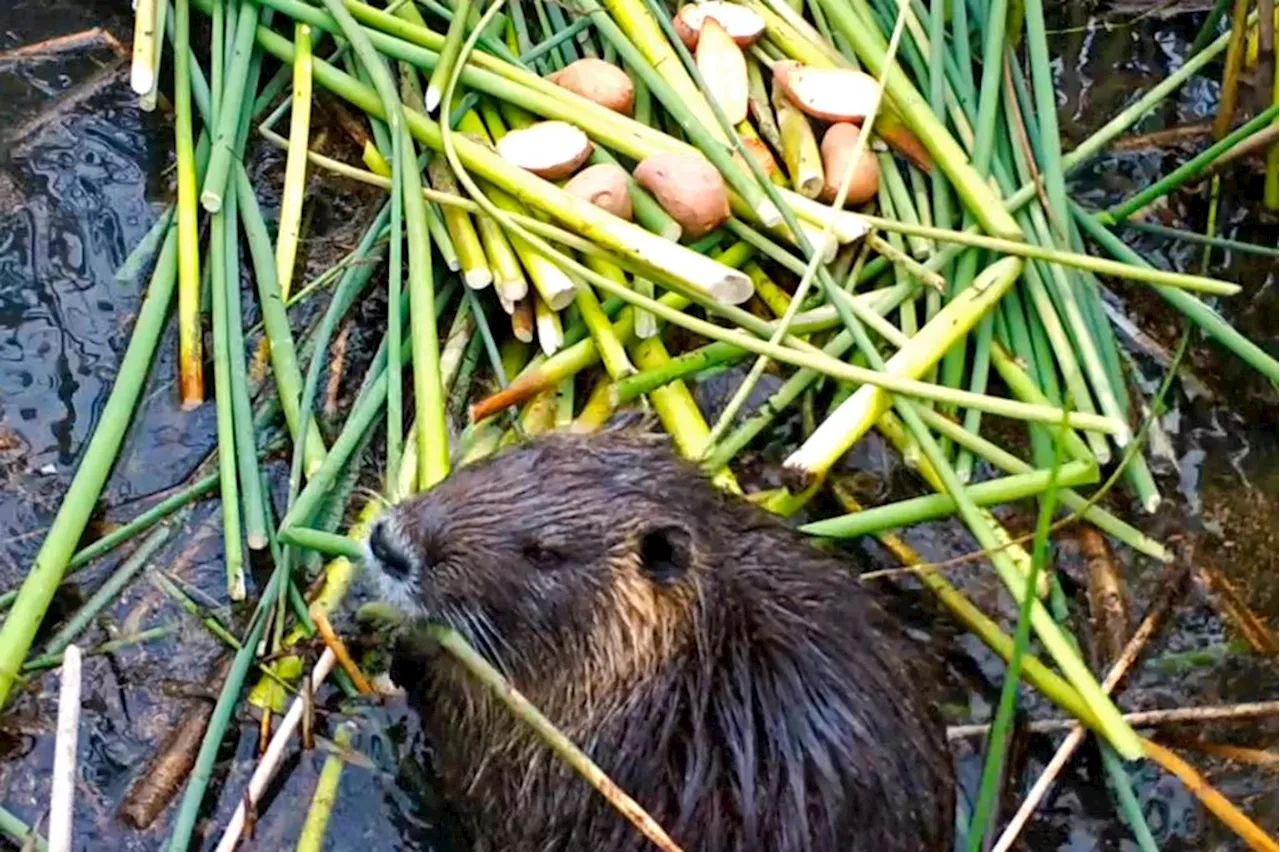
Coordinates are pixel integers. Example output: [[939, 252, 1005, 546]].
[[522, 541, 563, 569]]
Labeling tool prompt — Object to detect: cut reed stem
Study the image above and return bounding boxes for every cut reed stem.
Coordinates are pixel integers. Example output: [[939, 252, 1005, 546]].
[[276, 22, 314, 301], [174, 0, 203, 409], [431, 625, 685, 851]]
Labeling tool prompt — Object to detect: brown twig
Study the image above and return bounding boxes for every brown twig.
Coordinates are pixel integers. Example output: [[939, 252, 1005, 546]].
[[990, 564, 1186, 852], [1004, 50, 1067, 240], [6, 60, 126, 149], [949, 701, 1280, 739], [323, 323, 351, 418], [1211, 0, 1252, 140], [323, 95, 374, 149], [470, 368, 548, 422], [119, 657, 231, 829], [309, 606, 375, 695], [1158, 736, 1280, 767], [1142, 737, 1280, 852], [0, 27, 127, 63], [1111, 122, 1215, 153], [1193, 564, 1280, 655], [258, 707, 273, 755], [1194, 124, 1280, 183], [1078, 524, 1131, 669], [301, 670, 316, 750]]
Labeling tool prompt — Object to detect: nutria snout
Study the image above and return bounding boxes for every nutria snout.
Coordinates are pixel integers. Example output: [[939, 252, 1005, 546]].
[[366, 432, 955, 851]]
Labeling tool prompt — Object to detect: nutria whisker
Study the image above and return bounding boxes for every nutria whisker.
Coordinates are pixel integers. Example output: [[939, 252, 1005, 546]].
[[452, 605, 512, 680], [473, 610, 516, 674], [355, 485, 390, 509]]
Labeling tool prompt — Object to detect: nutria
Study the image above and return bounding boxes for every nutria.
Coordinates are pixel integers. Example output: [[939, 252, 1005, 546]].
[[365, 432, 955, 851]]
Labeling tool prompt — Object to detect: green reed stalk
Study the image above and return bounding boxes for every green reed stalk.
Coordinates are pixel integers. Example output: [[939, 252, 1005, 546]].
[[115, 207, 175, 283], [174, 0, 203, 409], [967, 422, 1067, 849], [1073, 205, 1279, 384], [40, 526, 171, 659], [519, 17, 592, 65], [69, 476, 220, 574], [280, 527, 367, 561], [164, 561, 287, 852], [276, 23, 314, 300], [387, 85, 406, 496], [200, 0, 259, 210], [209, 207, 246, 599], [24, 625, 179, 675], [802, 461, 1095, 538], [1103, 105, 1279, 224], [1022, 0, 1068, 229], [222, 182, 268, 550], [295, 721, 357, 852], [1118, 219, 1279, 257], [279, 283, 453, 531], [1000, 120, 1134, 463], [202, 8, 254, 569], [1191, 0, 1234, 53], [944, 0, 1008, 479], [426, 0, 471, 111], [1100, 742, 1161, 850], [287, 199, 392, 546], [236, 165, 330, 471], [858, 214, 1240, 295]]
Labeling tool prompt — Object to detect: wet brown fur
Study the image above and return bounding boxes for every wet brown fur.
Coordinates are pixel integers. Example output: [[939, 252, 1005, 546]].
[[369, 432, 955, 851]]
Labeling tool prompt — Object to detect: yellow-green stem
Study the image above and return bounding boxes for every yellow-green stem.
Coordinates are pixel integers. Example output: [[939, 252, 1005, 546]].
[[276, 23, 314, 301], [175, 0, 203, 409]]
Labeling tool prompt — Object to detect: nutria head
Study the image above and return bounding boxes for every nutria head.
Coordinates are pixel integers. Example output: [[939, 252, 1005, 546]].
[[365, 432, 955, 852], [365, 432, 722, 687]]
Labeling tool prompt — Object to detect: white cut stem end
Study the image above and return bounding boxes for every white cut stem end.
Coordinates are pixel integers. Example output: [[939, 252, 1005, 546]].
[[49, 644, 83, 852]]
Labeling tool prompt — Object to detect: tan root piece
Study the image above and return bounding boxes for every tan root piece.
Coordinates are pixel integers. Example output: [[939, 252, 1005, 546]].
[[696, 19, 749, 125], [634, 154, 731, 238], [548, 58, 635, 116], [820, 123, 879, 206], [674, 2, 765, 49], [564, 163, 634, 220], [496, 121, 594, 179], [773, 60, 882, 123]]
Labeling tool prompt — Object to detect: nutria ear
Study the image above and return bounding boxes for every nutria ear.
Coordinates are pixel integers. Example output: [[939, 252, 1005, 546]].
[[637, 523, 694, 585]]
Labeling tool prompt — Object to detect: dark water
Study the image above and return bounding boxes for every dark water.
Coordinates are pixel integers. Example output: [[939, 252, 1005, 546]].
[[0, 1, 1275, 850]]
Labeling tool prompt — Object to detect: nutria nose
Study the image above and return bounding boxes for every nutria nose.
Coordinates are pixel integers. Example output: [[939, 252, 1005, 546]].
[[369, 520, 414, 579]]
